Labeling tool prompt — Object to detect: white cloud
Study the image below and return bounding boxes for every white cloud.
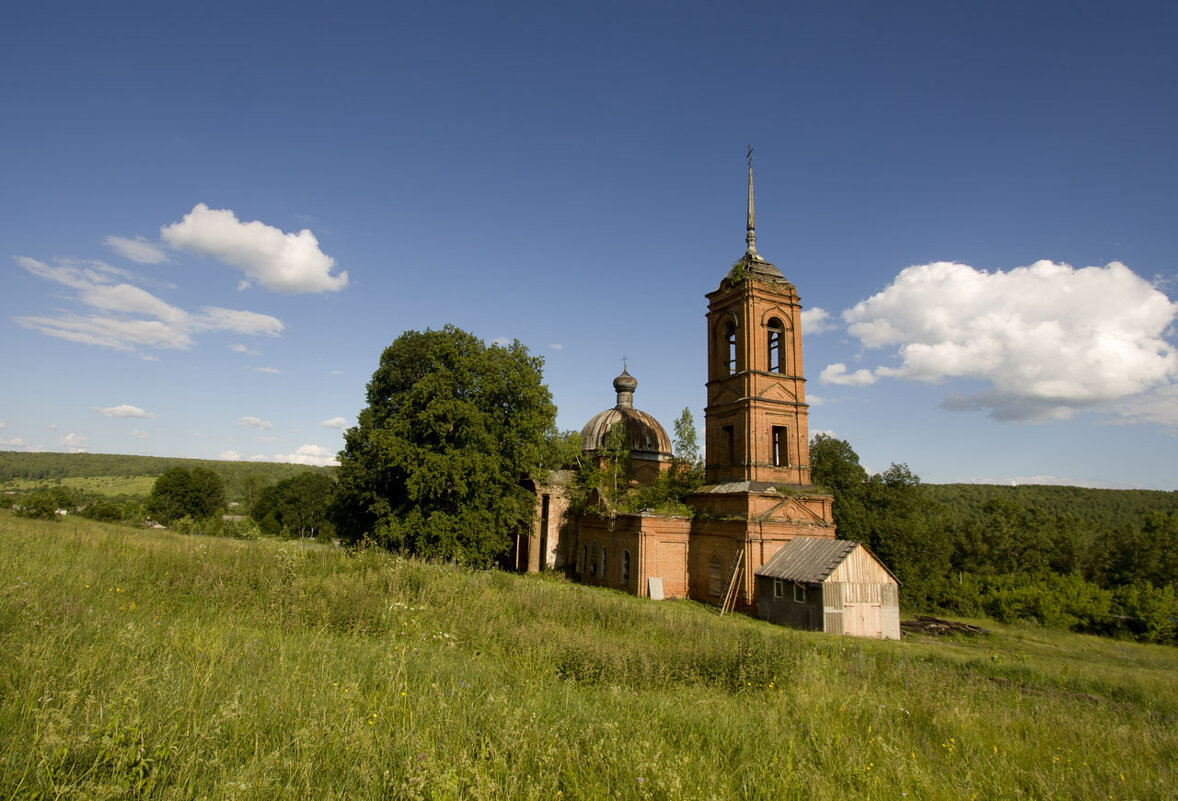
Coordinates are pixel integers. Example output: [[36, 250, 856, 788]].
[[801, 307, 836, 336], [0, 423, 5, 428], [841, 260, 1178, 421], [254, 366, 280, 375], [15, 256, 133, 289], [103, 235, 168, 264], [193, 307, 283, 337], [14, 255, 284, 352], [82, 282, 187, 324], [328, 370, 343, 375], [819, 362, 877, 387], [99, 404, 152, 418], [60, 432, 87, 453], [16, 314, 195, 350], [229, 343, 258, 355], [0, 437, 24, 447], [130, 430, 148, 439], [160, 203, 347, 293], [806, 393, 826, 406], [550, 343, 564, 350], [220, 450, 243, 461], [1110, 384, 1178, 430], [320, 416, 348, 430], [274, 444, 338, 467], [239, 416, 273, 430], [491, 337, 510, 347]]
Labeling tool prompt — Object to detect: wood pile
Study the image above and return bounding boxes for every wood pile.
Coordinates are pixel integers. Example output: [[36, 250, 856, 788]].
[[901, 615, 986, 636]]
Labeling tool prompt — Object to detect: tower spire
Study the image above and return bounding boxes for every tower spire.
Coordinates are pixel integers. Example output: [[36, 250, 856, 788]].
[[745, 145, 762, 261]]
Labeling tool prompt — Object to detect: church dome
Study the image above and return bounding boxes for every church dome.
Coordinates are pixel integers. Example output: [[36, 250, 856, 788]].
[[580, 369, 673, 461]]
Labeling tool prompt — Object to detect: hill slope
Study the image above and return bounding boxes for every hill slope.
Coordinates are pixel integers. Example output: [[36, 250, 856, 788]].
[[1, 512, 1174, 799]]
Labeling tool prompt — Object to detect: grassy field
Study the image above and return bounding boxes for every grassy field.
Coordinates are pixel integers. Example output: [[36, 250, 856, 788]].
[[0, 475, 158, 499], [2, 513, 1175, 800]]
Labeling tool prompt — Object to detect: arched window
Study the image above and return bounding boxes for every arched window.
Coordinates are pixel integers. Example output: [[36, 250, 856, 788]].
[[579, 544, 587, 575], [600, 548, 607, 581], [707, 555, 724, 597], [590, 541, 598, 577], [621, 549, 631, 586], [767, 317, 785, 373]]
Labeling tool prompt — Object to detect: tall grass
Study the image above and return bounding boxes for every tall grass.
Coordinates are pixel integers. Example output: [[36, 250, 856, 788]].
[[2, 512, 1175, 799]]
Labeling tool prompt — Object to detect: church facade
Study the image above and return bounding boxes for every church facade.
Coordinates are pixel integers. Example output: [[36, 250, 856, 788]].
[[515, 162, 897, 634]]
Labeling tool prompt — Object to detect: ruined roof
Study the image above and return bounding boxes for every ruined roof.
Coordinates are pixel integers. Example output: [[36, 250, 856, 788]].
[[580, 369, 672, 460], [754, 537, 859, 583], [723, 252, 789, 284]]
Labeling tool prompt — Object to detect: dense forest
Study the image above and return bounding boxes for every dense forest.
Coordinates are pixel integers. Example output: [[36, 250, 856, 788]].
[[926, 483, 1178, 532]]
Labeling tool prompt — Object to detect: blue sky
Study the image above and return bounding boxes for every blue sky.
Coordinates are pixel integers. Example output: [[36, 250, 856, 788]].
[[2, 1, 1176, 489]]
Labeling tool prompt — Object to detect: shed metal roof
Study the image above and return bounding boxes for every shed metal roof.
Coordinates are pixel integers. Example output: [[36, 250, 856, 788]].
[[755, 537, 859, 583]]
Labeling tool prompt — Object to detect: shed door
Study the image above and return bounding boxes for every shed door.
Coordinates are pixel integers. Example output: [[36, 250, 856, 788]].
[[843, 602, 882, 639]]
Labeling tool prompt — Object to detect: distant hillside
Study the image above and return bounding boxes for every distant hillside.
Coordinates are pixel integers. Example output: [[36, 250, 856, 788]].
[[925, 483, 1178, 531], [0, 451, 333, 501]]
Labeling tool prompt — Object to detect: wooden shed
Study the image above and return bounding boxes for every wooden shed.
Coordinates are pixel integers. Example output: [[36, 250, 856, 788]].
[[755, 537, 900, 640]]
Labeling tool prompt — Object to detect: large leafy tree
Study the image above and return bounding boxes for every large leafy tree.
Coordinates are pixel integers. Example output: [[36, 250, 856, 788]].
[[147, 466, 226, 523], [331, 326, 556, 565]]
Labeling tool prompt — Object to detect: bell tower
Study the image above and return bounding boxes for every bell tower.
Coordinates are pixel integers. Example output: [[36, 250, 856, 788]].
[[704, 154, 813, 487]]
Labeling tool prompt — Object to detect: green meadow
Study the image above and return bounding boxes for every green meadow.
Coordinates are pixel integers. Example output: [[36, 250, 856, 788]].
[[2, 512, 1175, 800], [0, 475, 158, 499]]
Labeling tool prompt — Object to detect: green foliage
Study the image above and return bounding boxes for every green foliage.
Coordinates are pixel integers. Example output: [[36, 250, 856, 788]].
[[250, 472, 336, 539], [3, 512, 1178, 800], [1092, 511, 1178, 589], [121, 500, 148, 527], [622, 408, 705, 516], [602, 421, 632, 506], [925, 482, 1178, 532], [862, 464, 952, 610], [672, 407, 700, 465], [1112, 582, 1178, 643], [331, 326, 556, 566], [78, 499, 123, 523], [809, 432, 871, 542], [146, 467, 227, 524], [538, 428, 584, 472], [12, 491, 61, 521]]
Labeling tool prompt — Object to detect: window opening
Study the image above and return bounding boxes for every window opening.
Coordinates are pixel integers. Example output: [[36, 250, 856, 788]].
[[772, 426, 788, 467], [724, 324, 737, 375], [768, 318, 784, 373], [794, 583, 807, 603], [621, 550, 631, 586]]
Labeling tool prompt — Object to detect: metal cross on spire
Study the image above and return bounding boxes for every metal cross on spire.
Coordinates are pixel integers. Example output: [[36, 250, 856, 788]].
[[745, 145, 760, 260]]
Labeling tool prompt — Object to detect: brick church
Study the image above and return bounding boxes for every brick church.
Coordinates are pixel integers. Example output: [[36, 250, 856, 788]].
[[515, 160, 899, 638]]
